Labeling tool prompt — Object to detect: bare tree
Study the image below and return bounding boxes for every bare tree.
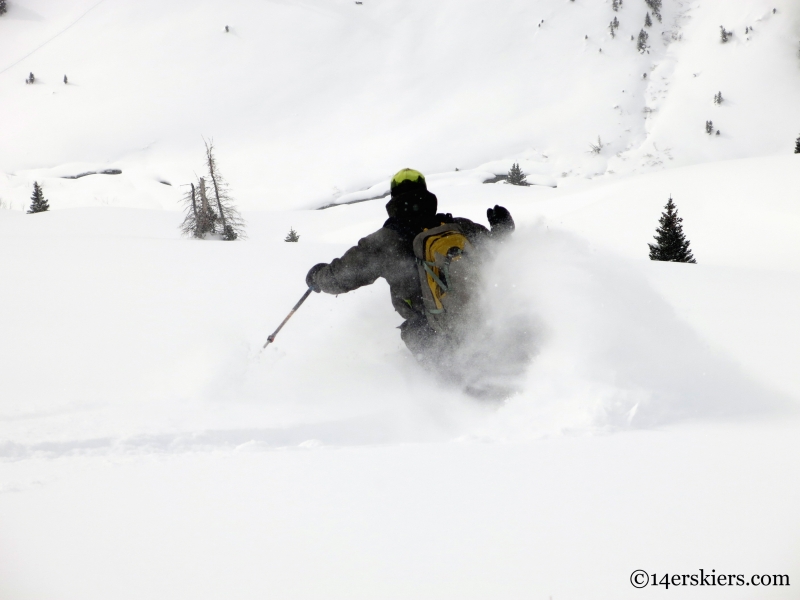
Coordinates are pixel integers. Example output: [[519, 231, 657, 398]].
[[203, 139, 245, 240], [180, 179, 218, 238]]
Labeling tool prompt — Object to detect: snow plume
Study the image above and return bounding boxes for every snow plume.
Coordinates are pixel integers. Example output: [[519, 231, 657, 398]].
[[470, 225, 790, 440], [235, 224, 791, 448]]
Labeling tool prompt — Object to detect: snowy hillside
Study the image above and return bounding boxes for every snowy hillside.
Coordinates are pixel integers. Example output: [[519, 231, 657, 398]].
[[1, 0, 799, 208], [2, 153, 799, 597], [1, 0, 800, 598]]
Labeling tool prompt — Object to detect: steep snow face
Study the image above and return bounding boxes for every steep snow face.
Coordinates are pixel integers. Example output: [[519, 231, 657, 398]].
[[1, 0, 799, 210], [615, 0, 800, 171]]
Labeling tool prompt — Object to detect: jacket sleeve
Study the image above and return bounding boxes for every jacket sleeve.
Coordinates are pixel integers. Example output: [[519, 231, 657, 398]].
[[453, 217, 491, 244], [310, 230, 387, 295]]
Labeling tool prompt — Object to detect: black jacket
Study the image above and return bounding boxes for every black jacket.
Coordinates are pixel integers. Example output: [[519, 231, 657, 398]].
[[310, 213, 497, 322]]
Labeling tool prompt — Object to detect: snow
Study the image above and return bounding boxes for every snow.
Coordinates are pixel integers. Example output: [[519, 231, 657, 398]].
[[2, 0, 799, 208], [1, 0, 800, 597]]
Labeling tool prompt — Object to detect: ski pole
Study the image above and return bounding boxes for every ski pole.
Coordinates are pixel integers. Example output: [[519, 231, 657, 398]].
[[262, 288, 314, 348]]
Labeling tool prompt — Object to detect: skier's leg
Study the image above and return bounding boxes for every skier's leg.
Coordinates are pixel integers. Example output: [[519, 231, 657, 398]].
[[399, 318, 440, 363]]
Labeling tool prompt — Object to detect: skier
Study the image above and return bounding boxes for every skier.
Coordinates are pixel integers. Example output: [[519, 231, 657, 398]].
[[306, 168, 514, 363]]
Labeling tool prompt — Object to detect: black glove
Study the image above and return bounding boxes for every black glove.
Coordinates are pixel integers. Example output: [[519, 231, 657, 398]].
[[306, 263, 327, 293], [487, 205, 515, 234]]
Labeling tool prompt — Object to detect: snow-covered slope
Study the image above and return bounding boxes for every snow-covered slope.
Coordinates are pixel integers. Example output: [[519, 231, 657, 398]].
[[2, 153, 799, 597], [1, 0, 799, 209], [2, 1, 800, 597]]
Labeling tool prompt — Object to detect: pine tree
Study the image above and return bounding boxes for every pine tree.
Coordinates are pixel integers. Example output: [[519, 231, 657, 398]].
[[705, 120, 714, 134], [637, 29, 649, 53], [0, 0, 7, 16], [27, 182, 50, 213], [644, 0, 661, 22], [644, 12, 652, 27], [203, 139, 245, 240], [284, 227, 300, 242], [507, 163, 527, 186], [713, 91, 723, 105], [648, 196, 696, 263], [612, 0, 620, 11], [609, 17, 619, 38], [720, 26, 730, 43], [795, 135, 800, 154]]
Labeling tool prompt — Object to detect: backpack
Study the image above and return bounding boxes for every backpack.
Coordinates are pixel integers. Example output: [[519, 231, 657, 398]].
[[413, 223, 481, 336]]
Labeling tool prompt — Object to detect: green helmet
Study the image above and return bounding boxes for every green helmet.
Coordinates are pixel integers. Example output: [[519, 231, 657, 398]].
[[390, 168, 427, 197], [386, 168, 437, 223]]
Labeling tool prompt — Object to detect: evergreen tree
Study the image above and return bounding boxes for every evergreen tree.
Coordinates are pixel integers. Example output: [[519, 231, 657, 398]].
[[0, 0, 7, 16], [507, 163, 527, 186], [637, 29, 649, 53], [713, 91, 723, 104], [609, 17, 619, 38], [612, 0, 620, 11], [27, 182, 49, 213], [795, 135, 800, 154], [720, 26, 730, 43], [284, 227, 300, 242], [644, 0, 661, 22], [705, 120, 714, 134], [648, 196, 696, 263], [644, 12, 652, 27]]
